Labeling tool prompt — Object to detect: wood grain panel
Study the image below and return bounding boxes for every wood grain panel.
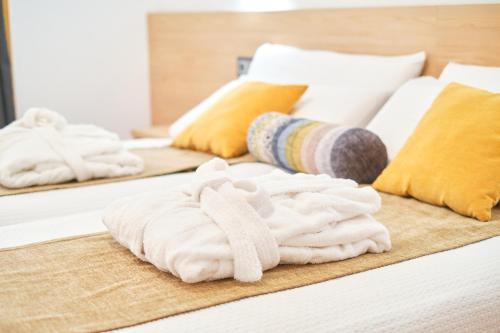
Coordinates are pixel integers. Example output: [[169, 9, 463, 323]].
[[149, 5, 500, 126]]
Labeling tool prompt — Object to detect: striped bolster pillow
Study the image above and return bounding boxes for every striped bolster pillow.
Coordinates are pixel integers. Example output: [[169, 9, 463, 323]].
[[247, 112, 388, 184]]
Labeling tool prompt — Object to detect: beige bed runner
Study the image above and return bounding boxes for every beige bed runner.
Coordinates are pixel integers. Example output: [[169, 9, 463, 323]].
[[1, 193, 499, 333], [0, 147, 254, 196]]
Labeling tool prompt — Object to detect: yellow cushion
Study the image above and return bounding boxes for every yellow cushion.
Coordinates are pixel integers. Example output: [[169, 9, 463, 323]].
[[373, 83, 500, 221], [172, 81, 307, 158]]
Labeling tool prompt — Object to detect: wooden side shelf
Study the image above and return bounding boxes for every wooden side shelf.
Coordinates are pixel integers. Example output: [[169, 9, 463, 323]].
[[131, 126, 170, 139]]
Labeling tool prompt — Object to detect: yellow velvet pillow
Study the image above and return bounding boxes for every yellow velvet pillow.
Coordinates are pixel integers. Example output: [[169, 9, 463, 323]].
[[172, 81, 307, 158], [373, 83, 500, 221]]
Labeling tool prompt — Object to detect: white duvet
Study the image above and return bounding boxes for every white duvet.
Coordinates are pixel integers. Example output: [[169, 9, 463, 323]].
[[1, 155, 498, 332], [0, 108, 144, 188], [103, 158, 391, 283]]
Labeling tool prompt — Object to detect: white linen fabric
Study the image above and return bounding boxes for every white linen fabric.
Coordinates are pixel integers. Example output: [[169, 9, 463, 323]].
[[103, 158, 391, 283], [292, 84, 392, 126], [0, 108, 144, 188], [0, 162, 279, 227], [169, 80, 391, 135], [439, 62, 500, 92], [366, 76, 447, 160], [122, 138, 172, 149], [0, 151, 497, 331], [247, 43, 426, 90], [1, 215, 498, 333], [168, 43, 426, 138], [117, 237, 500, 333]]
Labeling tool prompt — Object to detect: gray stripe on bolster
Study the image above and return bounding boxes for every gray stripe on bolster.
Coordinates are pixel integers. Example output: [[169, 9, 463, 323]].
[[330, 128, 388, 184]]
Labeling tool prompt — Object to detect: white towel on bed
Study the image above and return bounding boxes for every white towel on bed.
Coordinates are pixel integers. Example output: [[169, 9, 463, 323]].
[[103, 158, 391, 283], [0, 108, 144, 188]]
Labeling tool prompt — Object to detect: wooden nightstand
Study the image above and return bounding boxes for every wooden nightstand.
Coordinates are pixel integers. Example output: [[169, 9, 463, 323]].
[[131, 126, 170, 139]]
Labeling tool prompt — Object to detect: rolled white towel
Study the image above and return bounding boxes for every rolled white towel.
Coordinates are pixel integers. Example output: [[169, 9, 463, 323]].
[[103, 158, 391, 283], [0, 108, 144, 188]]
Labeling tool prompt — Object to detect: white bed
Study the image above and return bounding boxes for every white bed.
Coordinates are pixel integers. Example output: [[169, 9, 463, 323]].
[[1, 145, 499, 333]]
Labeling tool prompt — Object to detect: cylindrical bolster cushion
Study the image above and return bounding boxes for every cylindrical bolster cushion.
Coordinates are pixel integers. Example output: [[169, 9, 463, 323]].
[[247, 112, 388, 183]]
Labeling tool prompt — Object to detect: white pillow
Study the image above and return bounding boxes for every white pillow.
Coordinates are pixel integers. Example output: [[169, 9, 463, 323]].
[[247, 43, 426, 91], [170, 80, 391, 138], [366, 77, 446, 160], [168, 76, 248, 138], [170, 43, 426, 138], [439, 62, 500, 92], [292, 85, 392, 127]]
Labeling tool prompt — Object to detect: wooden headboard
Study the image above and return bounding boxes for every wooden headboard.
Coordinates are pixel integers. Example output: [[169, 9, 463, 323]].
[[148, 4, 500, 126]]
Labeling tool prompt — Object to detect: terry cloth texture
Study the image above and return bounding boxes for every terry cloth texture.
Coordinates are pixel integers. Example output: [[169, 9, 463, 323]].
[[247, 112, 387, 183], [0, 147, 254, 196], [103, 158, 390, 283], [1, 193, 499, 332], [0, 108, 144, 188]]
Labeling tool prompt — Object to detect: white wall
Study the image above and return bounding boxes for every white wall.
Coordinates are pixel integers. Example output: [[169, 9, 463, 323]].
[[9, 0, 149, 137], [9, 0, 500, 137]]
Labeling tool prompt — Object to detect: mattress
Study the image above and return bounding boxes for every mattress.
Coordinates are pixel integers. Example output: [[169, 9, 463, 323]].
[[1, 142, 499, 332], [0, 161, 278, 226], [1, 215, 499, 332]]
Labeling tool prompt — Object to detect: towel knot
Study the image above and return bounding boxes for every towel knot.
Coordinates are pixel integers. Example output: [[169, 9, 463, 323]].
[[193, 158, 280, 282], [20, 108, 67, 130], [23, 108, 92, 182]]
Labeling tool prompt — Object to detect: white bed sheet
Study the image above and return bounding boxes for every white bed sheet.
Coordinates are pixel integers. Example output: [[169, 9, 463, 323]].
[[1, 139, 499, 332], [1, 214, 499, 333], [0, 162, 278, 226]]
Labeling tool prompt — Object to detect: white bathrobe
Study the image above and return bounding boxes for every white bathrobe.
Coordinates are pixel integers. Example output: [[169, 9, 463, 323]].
[[0, 108, 144, 188], [103, 158, 391, 283]]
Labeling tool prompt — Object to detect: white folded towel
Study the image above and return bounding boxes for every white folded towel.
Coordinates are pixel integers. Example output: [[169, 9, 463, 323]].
[[0, 108, 144, 188], [103, 158, 391, 283]]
